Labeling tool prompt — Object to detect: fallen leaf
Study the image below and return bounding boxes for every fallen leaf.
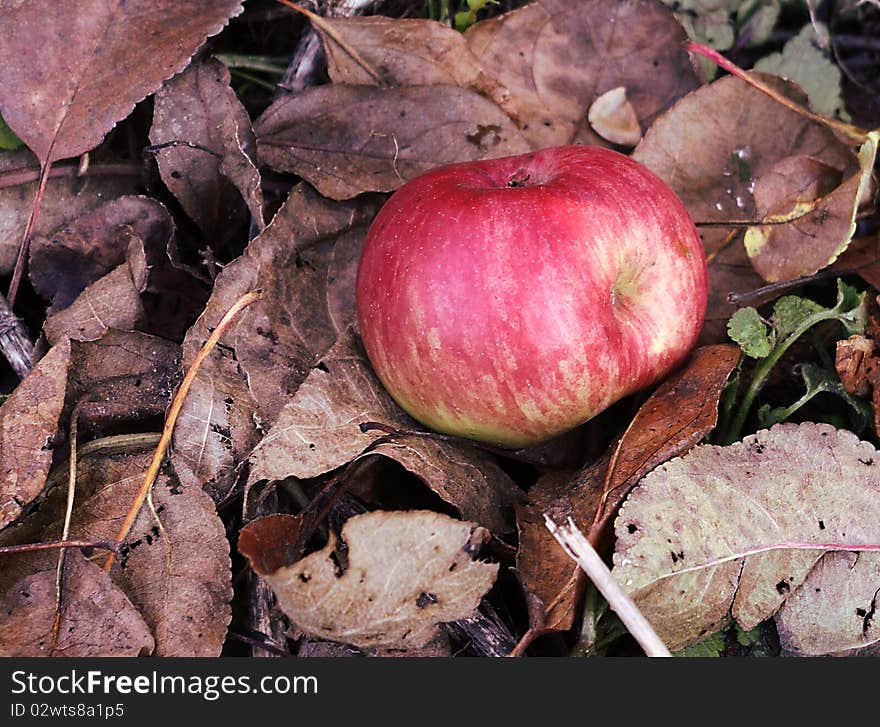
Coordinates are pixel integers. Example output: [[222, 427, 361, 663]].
[[0, 451, 232, 657], [252, 510, 498, 649], [464, 0, 699, 149], [254, 84, 529, 200], [170, 186, 380, 500], [316, 15, 499, 94], [515, 345, 738, 635], [42, 235, 148, 344], [0, 0, 244, 164], [248, 328, 410, 484], [836, 334, 874, 398], [0, 149, 141, 275], [613, 422, 880, 653], [587, 87, 642, 147], [238, 514, 303, 577], [0, 551, 154, 657], [592, 344, 741, 534], [775, 550, 880, 656], [29, 195, 174, 314], [835, 234, 880, 291], [150, 56, 264, 246], [632, 74, 855, 337], [754, 23, 846, 119], [360, 437, 522, 535], [744, 132, 878, 282], [0, 340, 71, 530]]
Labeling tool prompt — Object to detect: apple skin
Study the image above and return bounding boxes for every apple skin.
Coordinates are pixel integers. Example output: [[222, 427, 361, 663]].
[[356, 145, 708, 448]]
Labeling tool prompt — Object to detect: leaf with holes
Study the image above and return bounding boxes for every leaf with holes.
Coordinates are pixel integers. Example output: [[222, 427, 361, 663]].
[[250, 510, 498, 649], [613, 422, 880, 654]]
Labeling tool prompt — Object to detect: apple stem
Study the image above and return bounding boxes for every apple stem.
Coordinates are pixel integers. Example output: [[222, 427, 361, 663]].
[[686, 41, 870, 144]]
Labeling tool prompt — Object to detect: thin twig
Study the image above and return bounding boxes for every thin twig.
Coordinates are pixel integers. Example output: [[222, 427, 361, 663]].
[[0, 539, 119, 556], [0, 161, 142, 191], [102, 289, 263, 571], [545, 515, 671, 657], [0, 290, 34, 379], [8, 160, 52, 306]]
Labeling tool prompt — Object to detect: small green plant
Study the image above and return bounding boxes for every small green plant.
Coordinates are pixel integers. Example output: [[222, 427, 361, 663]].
[[720, 279, 868, 444], [427, 0, 498, 31]]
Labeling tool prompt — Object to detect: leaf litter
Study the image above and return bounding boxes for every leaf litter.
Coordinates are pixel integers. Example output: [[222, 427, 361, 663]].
[[0, 0, 878, 659]]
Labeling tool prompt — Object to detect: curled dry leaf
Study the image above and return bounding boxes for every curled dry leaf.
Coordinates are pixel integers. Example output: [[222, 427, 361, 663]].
[[42, 235, 148, 344], [0, 340, 71, 530], [254, 84, 529, 200], [0, 149, 141, 275], [587, 87, 642, 147], [0, 0, 244, 164], [253, 510, 498, 650], [362, 437, 522, 535], [515, 345, 738, 635], [248, 327, 409, 483], [0, 551, 154, 657], [464, 0, 699, 149], [150, 56, 264, 245], [613, 422, 880, 654], [171, 185, 380, 500], [745, 132, 878, 282], [633, 74, 855, 341], [0, 451, 232, 657]]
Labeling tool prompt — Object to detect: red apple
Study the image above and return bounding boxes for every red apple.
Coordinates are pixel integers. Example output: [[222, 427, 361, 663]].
[[356, 145, 707, 447]]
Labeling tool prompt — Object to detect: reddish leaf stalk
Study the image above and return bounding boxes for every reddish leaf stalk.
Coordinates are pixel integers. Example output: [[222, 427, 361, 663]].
[[686, 41, 869, 144], [7, 160, 51, 306]]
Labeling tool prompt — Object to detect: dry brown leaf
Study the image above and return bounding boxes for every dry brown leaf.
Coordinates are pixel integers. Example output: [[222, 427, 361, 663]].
[[613, 422, 880, 653], [150, 56, 264, 245], [255, 510, 498, 649], [248, 328, 410, 484], [43, 235, 148, 344], [0, 0, 244, 164], [0, 551, 154, 657], [0, 451, 231, 657], [745, 133, 879, 282], [29, 195, 174, 312], [360, 437, 522, 535], [515, 345, 738, 635], [254, 84, 529, 200], [633, 74, 855, 340], [836, 334, 875, 398], [170, 185, 380, 500], [238, 514, 303, 577], [0, 149, 141, 275], [464, 0, 699, 149], [0, 340, 71, 530], [317, 15, 497, 92]]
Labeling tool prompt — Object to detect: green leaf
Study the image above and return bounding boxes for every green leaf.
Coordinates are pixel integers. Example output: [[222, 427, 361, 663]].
[[0, 112, 23, 151], [772, 296, 825, 340], [831, 279, 867, 335], [727, 307, 773, 358], [674, 630, 726, 657]]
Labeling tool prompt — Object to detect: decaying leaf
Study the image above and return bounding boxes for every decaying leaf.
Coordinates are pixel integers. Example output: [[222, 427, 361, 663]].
[[317, 15, 499, 95], [744, 132, 878, 282], [0, 551, 154, 657], [516, 345, 739, 635], [253, 510, 498, 649], [248, 328, 410, 484], [170, 186, 380, 500], [0, 451, 232, 657], [0, 149, 141, 275], [464, 0, 699, 149], [42, 235, 148, 344], [633, 74, 855, 339], [151, 56, 264, 245], [358, 437, 522, 535], [254, 83, 529, 200], [0, 0, 244, 164], [613, 422, 880, 654], [0, 340, 71, 530]]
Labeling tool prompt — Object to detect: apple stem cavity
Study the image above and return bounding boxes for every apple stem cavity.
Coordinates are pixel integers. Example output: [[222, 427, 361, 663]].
[[686, 41, 870, 144]]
